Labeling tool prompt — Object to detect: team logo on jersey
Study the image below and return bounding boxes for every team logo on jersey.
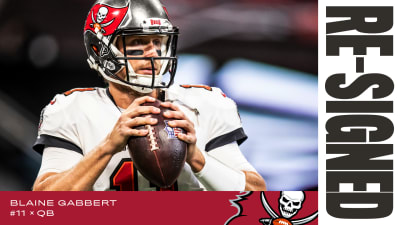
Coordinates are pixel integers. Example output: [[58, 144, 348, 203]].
[[164, 121, 183, 139], [84, 4, 129, 36], [226, 192, 318, 225]]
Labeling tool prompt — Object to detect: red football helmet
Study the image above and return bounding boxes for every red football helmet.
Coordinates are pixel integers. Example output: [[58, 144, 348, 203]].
[[84, 0, 179, 93]]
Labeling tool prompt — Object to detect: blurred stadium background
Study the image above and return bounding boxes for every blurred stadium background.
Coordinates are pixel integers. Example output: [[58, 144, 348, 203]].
[[0, 0, 317, 191]]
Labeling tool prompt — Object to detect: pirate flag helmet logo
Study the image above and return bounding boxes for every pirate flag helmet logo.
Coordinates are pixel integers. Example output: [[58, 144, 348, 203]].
[[84, 4, 128, 36]]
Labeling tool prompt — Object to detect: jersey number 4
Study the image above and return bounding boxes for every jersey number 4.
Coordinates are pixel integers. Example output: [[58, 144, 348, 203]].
[[110, 158, 178, 191]]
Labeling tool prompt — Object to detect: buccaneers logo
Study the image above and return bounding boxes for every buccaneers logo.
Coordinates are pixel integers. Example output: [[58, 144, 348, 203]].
[[225, 192, 317, 225], [84, 4, 129, 36], [259, 192, 317, 225]]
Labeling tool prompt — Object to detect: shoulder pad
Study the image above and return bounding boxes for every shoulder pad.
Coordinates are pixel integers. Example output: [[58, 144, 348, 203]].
[[38, 88, 98, 144]]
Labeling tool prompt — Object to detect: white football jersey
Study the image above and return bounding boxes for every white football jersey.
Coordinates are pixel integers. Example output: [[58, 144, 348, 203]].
[[33, 84, 248, 191]]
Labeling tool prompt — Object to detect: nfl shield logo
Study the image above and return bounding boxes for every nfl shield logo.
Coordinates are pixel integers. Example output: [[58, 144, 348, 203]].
[[164, 121, 183, 139]]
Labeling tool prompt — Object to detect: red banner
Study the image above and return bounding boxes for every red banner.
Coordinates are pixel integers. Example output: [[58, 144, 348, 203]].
[[0, 191, 317, 225]]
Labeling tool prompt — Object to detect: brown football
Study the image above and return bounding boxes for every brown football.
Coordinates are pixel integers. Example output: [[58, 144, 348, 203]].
[[127, 99, 187, 188]]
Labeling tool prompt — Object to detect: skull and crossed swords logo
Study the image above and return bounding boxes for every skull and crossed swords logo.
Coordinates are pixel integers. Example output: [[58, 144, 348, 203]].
[[259, 191, 318, 225], [90, 6, 115, 34]]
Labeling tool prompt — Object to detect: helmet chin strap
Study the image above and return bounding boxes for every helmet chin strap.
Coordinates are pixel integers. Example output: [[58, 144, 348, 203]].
[[97, 66, 157, 94], [126, 66, 163, 93], [109, 44, 165, 94]]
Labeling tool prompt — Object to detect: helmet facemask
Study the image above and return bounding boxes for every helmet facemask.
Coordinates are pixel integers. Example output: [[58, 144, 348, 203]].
[[109, 31, 177, 93]]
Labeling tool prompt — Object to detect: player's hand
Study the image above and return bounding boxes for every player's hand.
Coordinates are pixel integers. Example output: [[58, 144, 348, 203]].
[[161, 102, 196, 145], [106, 96, 160, 154], [160, 102, 198, 162]]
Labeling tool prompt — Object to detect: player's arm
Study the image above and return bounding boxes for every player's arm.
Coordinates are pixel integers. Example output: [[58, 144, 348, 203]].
[[185, 144, 266, 191], [33, 96, 159, 191], [206, 142, 267, 191], [33, 143, 117, 191], [161, 102, 266, 191]]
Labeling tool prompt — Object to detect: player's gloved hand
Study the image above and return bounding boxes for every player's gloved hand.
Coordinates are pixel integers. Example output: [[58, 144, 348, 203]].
[[106, 96, 160, 154], [160, 102, 199, 164]]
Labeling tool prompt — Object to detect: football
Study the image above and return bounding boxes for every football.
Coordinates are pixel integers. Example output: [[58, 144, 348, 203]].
[[272, 218, 292, 225], [127, 99, 187, 188]]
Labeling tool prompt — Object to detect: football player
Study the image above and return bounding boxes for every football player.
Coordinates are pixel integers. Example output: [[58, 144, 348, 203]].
[[32, 0, 266, 191]]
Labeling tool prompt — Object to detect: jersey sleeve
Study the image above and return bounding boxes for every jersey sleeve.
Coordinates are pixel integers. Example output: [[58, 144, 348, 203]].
[[176, 85, 247, 152], [38, 147, 84, 176], [207, 142, 256, 172], [203, 87, 247, 152], [33, 93, 83, 155]]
